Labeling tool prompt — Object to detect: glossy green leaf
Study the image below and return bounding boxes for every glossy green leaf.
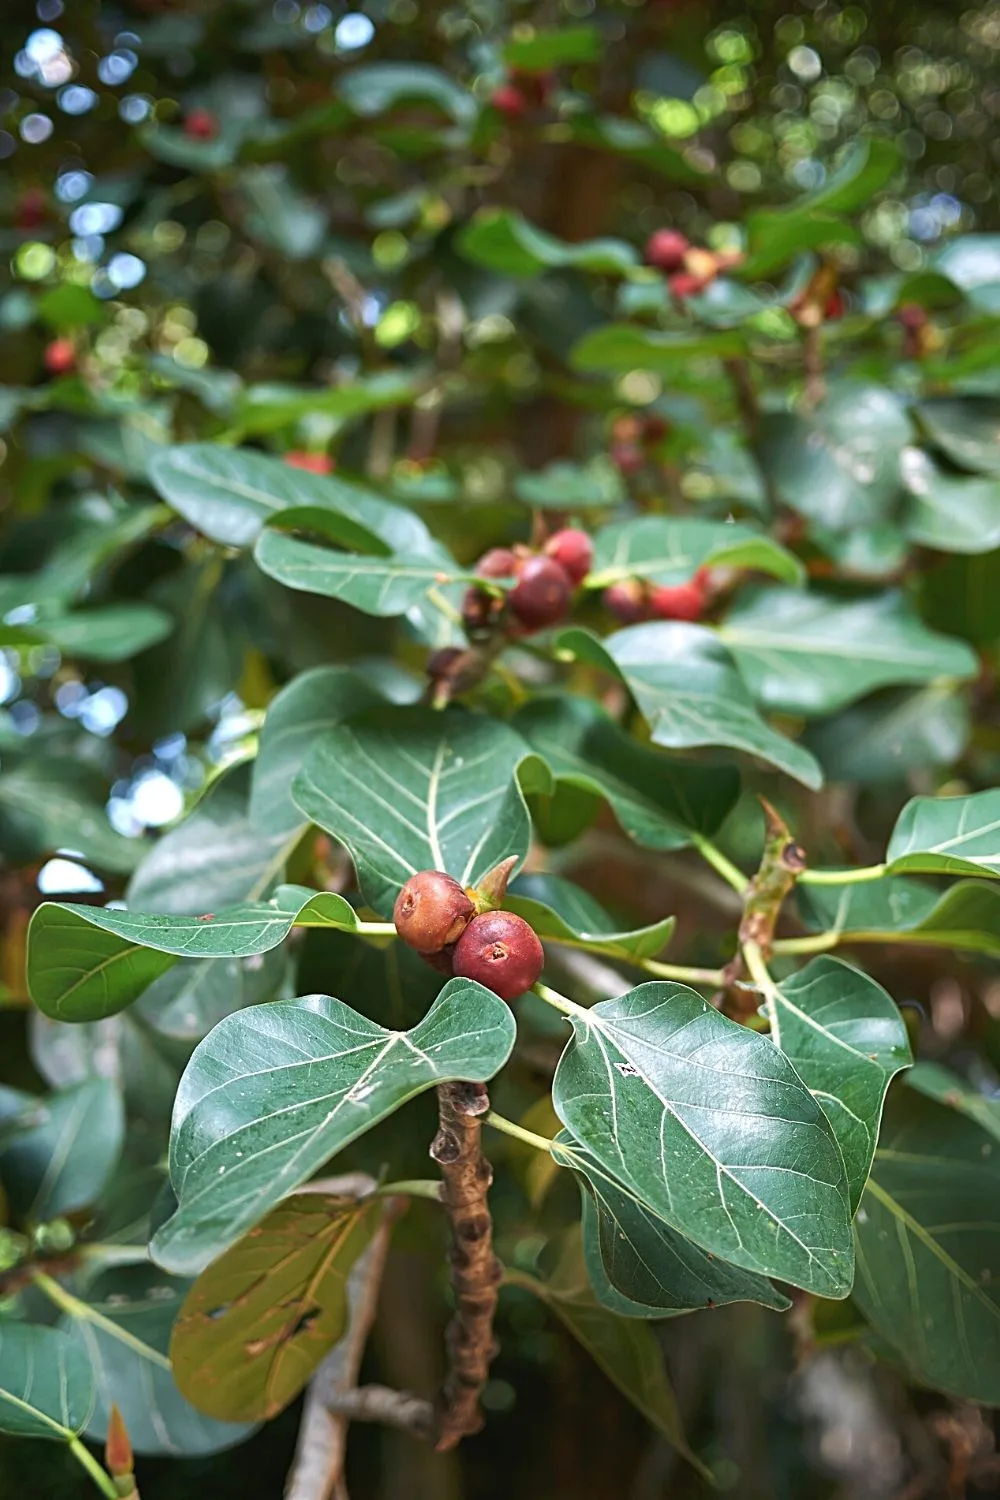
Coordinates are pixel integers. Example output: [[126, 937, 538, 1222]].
[[513, 459, 625, 511], [0, 1080, 124, 1221], [738, 214, 862, 280], [26, 885, 358, 1023], [0, 759, 144, 875], [10, 604, 173, 662], [557, 626, 822, 789], [254, 525, 472, 620], [721, 588, 976, 717], [568, 115, 708, 185], [906, 1062, 1000, 1145], [587, 516, 803, 589], [798, 875, 1000, 959], [502, 25, 599, 68], [249, 667, 387, 839], [149, 443, 430, 552], [804, 685, 970, 784], [769, 957, 912, 1212], [292, 706, 537, 913], [902, 447, 1000, 552], [570, 324, 746, 374], [758, 384, 911, 532], [507, 873, 674, 962], [171, 1192, 382, 1420], [0, 1324, 94, 1440], [233, 372, 416, 437], [887, 788, 1000, 879], [915, 395, 1000, 476], [136, 948, 288, 1044], [458, 209, 638, 278], [510, 1236, 707, 1476], [29, 1007, 183, 1128], [153, 978, 515, 1274], [853, 1084, 1000, 1404], [58, 1267, 253, 1455], [339, 62, 475, 126], [930, 236, 1000, 310], [552, 981, 854, 1296], [556, 1134, 791, 1315]]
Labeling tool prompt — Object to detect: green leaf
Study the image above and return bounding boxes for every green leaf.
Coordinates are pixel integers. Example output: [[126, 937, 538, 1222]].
[[507, 873, 674, 963], [570, 325, 746, 375], [915, 395, 1000, 477], [587, 516, 803, 589], [0, 759, 144, 875], [513, 459, 625, 511], [568, 115, 709, 185], [26, 886, 359, 1023], [931, 234, 1000, 309], [720, 588, 977, 717], [458, 209, 639, 279], [0, 1080, 124, 1221], [738, 214, 863, 281], [249, 667, 387, 839], [557, 626, 822, 789], [149, 443, 430, 552], [502, 25, 599, 68], [769, 957, 912, 1212], [758, 383, 911, 532], [292, 706, 536, 914], [887, 788, 1000, 879], [804, 685, 970, 785], [0, 1324, 94, 1440], [23, 604, 174, 662], [853, 1083, 1000, 1404], [339, 62, 476, 126], [153, 978, 515, 1274], [239, 166, 326, 259], [170, 1192, 382, 1420], [552, 982, 854, 1296], [902, 447, 1000, 552], [58, 1267, 253, 1455], [233, 371, 417, 437], [798, 875, 1000, 959], [557, 1134, 791, 1315], [510, 1236, 707, 1476], [906, 1062, 1000, 1145], [513, 694, 739, 849], [135, 949, 288, 1044]]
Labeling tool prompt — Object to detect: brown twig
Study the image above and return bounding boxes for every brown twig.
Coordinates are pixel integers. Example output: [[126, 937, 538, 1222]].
[[430, 1080, 502, 1451], [721, 799, 806, 1017], [802, 325, 825, 407]]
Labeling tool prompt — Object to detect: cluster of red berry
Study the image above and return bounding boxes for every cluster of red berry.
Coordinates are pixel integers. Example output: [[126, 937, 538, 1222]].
[[393, 870, 543, 1002], [643, 229, 741, 300], [490, 69, 554, 121], [604, 566, 710, 625], [463, 527, 594, 638]]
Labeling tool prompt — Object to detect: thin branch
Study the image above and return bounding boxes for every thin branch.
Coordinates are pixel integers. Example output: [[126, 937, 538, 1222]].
[[323, 1385, 432, 1437], [430, 1081, 503, 1452]]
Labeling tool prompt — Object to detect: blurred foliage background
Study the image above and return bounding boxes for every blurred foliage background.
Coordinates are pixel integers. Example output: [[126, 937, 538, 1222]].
[[2, 0, 1000, 1496]]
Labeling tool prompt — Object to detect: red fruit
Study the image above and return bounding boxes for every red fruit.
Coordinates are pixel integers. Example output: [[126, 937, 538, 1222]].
[[824, 290, 846, 321], [475, 547, 519, 579], [544, 528, 593, 586], [648, 580, 706, 622], [644, 228, 689, 273], [897, 303, 928, 331], [610, 441, 644, 475], [15, 187, 47, 231], [452, 910, 544, 1001], [43, 339, 75, 376], [284, 451, 334, 475], [184, 109, 218, 140], [491, 84, 527, 119], [393, 870, 475, 955], [461, 586, 502, 638], [668, 270, 710, 300], [507, 555, 572, 630], [604, 579, 649, 624]]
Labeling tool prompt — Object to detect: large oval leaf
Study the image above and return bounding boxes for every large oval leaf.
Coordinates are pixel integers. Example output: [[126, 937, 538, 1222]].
[[171, 1192, 383, 1420], [797, 875, 1000, 959], [153, 978, 515, 1274], [902, 447, 1000, 553], [292, 705, 537, 914], [558, 626, 822, 789], [0, 1080, 124, 1222], [458, 208, 638, 278], [507, 874, 674, 963], [887, 788, 1000, 879], [853, 1083, 1000, 1404], [0, 1323, 94, 1440], [552, 982, 854, 1296], [769, 957, 912, 1212], [587, 516, 803, 590]]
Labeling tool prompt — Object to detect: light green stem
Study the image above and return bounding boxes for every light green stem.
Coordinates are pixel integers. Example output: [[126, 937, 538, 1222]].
[[33, 1272, 171, 1370], [69, 1439, 119, 1500], [770, 931, 841, 956], [484, 1111, 557, 1155], [639, 958, 726, 986], [77, 1244, 151, 1268], [376, 1179, 443, 1201], [797, 863, 887, 886], [741, 939, 780, 1033], [691, 834, 749, 895], [533, 982, 589, 1020]]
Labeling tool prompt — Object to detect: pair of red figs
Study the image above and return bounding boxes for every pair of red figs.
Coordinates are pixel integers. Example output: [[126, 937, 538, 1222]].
[[393, 868, 543, 1002]]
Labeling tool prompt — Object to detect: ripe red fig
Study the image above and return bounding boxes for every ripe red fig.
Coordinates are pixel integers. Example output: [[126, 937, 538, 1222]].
[[604, 579, 649, 624], [610, 441, 644, 475], [644, 228, 689, 273], [668, 270, 710, 300], [544, 529, 593, 586], [184, 108, 218, 140], [648, 579, 706, 622], [491, 84, 527, 119], [897, 303, 928, 331], [394, 871, 475, 954], [452, 910, 544, 1001], [285, 450, 334, 474], [507, 555, 572, 630], [475, 547, 520, 579], [44, 338, 76, 376]]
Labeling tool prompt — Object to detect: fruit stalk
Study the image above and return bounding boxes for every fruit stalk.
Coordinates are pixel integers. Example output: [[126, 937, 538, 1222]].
[[430, 1080, 502, 1451]]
